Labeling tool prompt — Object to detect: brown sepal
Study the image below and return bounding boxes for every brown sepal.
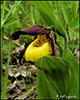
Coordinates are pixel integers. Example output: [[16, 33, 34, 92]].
[[6, 25, 51, 42]]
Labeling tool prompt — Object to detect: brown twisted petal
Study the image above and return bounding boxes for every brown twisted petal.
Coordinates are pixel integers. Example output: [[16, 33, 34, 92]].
[[6, 25, 51, 42], [19, 37, 36, 64], [54, 44, 59, 57], [49, 32, 59, 57]]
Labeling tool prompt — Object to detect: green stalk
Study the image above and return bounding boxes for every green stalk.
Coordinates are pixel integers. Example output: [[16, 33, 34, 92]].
[[2, 1, 6, 23], [63, 38, 67, 59], [31, 6, 35, 25], [11, 66, 23, 95], [1, 1, 6, 90], [17, 5, 19, 26], [1, 28, 3, 87], [26, 62, 28, 89], [26, 1, 28, 27], [26, 1, 28, 42], [19, 85, 36, 99], [1, 24, 13, 99], [1, 29, 3, 94]]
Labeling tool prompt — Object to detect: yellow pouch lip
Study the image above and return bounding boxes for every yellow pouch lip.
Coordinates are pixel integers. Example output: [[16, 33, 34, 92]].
[[25, 35, 52, 62]]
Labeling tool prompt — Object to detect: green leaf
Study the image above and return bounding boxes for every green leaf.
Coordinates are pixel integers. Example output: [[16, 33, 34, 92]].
[[30, 1, 54, 26], [55, 16, 67, 38], [1, 5, 9, 12], [58, 44, 79, 99], [20, 4, 25, 12], [75, 1, 79, 17], [60, 1, 71, 25], [33, 6, 43, 24], [30, 1, 67, 39], [4, 17, 18, 27], [70, 14, 79, 29], [35, 56, 72, 97], [36, 69, 58, 99], [66, 48, 79, 98], [68, 44, 78, 48]]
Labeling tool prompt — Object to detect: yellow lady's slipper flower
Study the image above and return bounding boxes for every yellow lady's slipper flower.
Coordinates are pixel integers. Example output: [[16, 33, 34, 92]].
[[25, 34, 52, 62], [6, 25, 59, 64]]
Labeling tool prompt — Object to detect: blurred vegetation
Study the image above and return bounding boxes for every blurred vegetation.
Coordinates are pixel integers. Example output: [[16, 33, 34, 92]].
[[1, 1, 79, 99]]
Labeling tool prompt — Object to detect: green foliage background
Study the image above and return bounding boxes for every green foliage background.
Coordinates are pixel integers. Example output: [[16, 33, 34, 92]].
[[1, 1, 79, 99]]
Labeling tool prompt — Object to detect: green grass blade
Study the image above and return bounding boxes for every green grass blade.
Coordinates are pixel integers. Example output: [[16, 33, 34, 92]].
[[31, 6, 35, 25], [4, 17, 18, 27], [69, 28, 79, 39], [60, 1, 71, 25], [75, 1, 79, 17], [1, 1, 6, 22], [1, 1, 21, 28], [1, 1, 6, 87], [19, 85, 36, 99], [1, 42, 11, 99], [70, 14, 79, 29]]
